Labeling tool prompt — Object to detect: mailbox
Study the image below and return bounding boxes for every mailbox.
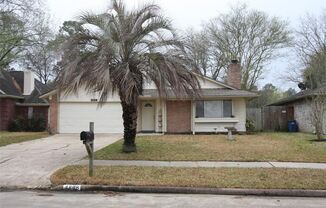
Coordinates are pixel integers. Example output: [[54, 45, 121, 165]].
[[80, 131, 94, 144], [80, 122, 95, 177]]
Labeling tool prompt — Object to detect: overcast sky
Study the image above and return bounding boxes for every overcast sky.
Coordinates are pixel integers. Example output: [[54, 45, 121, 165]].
[[45, 0, 326, 91]]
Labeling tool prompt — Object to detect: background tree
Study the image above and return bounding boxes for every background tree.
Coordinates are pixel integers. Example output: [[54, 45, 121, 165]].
[[283, 88, 297, 97], [45, 20, 91, 78], [22, 41, 57, 84], [295, 11, 326, 88], [186, 4, 291, 90], [0, 0, 48, 69], [310, 88, 326, 140], [295, 11, 326, 140], [19, 15, 58, 84], [248, 83, 283, 107], [56, 0, 200, 152], [185, 29, 211, 77]]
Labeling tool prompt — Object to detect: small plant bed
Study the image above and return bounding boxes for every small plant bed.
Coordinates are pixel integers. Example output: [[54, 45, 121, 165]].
[[0, 131, 49, 147], [94, 133, 326, 162], [51, 165, 326, 190]]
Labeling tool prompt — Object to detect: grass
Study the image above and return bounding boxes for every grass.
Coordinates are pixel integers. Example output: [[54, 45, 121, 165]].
[[51, 165, 326, 190], [94, 133, 326, 162], [0, 131, 49, 147]]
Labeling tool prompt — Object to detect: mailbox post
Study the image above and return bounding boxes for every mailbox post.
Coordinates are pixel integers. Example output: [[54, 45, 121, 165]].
[[80, 122, 95, 177]]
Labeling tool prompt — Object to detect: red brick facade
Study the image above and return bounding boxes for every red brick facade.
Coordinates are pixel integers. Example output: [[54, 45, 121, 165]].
[[16, 106, 48, 120], [166, 101, 191, 133], [0, 98, 49, 131], [0, 98, 17, 130]]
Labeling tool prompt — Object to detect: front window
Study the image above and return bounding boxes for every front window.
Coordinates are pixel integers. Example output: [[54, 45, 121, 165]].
[[195, 100, 233, 118]]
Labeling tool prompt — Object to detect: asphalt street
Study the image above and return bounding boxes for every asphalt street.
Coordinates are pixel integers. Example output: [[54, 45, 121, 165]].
[[1, 190, 326, 208]]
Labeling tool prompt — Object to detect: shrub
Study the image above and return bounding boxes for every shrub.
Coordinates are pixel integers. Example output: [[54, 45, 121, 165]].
[[8, 117, 28, 132], [246, 119, 255, 132], [28, 117, 47, 132], [8, 117, 46, 132]]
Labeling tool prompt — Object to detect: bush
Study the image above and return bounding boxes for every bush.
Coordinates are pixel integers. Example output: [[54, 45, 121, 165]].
[[8, 117, 28, 132], [8, 117, 47, 132], [246, 119, 255, 132], [28, 117, 47, 132]]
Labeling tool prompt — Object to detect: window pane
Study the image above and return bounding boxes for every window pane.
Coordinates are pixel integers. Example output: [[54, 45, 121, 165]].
[[223, 100, 232, 117], [204, 101, 223, 118], [195, 101, 204, 118]]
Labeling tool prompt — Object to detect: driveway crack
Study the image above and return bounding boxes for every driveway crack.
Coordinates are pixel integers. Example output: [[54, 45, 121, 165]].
[[51, 144, 70, 151], [0, 158, 12, 164], [38, 144, 71, 154]]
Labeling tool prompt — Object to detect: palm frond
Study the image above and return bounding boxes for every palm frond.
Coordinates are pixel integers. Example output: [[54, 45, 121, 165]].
[[56, 0, 200, 105]]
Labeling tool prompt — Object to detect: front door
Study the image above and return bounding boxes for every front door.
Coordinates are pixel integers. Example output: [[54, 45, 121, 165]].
[[141, 101, 155, 132]]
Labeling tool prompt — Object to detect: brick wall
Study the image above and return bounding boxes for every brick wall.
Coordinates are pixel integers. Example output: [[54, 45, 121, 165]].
[[48, 95, 58, 134], [0, 98, 17, 130], [294, 100, 326, 134], [16, 106, 48, 120], [166, 101, 191, 133]]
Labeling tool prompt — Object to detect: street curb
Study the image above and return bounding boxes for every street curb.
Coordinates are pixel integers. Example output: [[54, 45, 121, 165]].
[[51, 184, 326, 197], [0, 186, 50, 192]]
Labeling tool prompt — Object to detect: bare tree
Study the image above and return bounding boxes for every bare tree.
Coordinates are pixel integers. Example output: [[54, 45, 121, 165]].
[[187, 4, 291, 89], [20, 16, 58, 84], [185, 29, 211, 77], [0, 0, 47, 69], [310, 89, 326, 140], [296, 12, 326, 88], [23, 42, 57, 84], [295, 11, 326, 140]]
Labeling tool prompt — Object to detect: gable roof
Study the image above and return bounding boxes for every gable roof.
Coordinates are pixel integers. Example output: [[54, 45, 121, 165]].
[[0, 70, 50, 105], [192, 72, 237, 90], [40, 72, 257, 99], [142, 88, 258, 99], [0, 71, 23, 98], [268, 85, 326, 106]]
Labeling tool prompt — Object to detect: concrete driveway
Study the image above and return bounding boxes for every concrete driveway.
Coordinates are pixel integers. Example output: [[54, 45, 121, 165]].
[[0, 134, 121, 188]]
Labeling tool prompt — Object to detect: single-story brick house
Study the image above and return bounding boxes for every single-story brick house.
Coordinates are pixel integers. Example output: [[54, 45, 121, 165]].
[[40, 61, 258, 134], [268, 85, 326, 134], [0, 70, 50, 130]]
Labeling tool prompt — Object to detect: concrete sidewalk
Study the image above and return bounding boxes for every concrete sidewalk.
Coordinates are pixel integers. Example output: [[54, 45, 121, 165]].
[[77, 160, 326, 169], [0, 134, 121, 188]]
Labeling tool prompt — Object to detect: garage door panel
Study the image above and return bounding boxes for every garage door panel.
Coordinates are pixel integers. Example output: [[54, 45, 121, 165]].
[[59, 103, 123, 133]]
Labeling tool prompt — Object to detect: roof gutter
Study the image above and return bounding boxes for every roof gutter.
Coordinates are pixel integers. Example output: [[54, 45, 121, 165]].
[[0, 94, 24, 99], [39, 89, 58, 99], [15, 103, 50, 107]]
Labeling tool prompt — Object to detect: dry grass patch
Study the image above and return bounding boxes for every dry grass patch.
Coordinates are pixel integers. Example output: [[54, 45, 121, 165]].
[[51, 165, 326, 190], [94, 133, 326, 162], [0, 131, 49, 147]]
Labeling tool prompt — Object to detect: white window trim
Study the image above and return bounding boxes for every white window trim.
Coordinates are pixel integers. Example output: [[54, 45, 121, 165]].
[[195, 100, 233, 119]]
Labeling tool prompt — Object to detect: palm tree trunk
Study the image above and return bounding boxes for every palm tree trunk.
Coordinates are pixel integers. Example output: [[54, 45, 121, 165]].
[[121, 100, 138, 153]]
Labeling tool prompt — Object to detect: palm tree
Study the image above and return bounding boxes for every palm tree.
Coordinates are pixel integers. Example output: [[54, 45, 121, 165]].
[[56, 0, 200, 152]]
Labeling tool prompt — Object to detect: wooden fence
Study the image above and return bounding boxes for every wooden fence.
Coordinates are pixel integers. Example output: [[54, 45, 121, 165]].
[[246, 108, 262, 131], [246, 106, 288, 132]]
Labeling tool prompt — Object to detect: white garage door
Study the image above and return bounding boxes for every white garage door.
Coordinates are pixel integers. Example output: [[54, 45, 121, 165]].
[[59, 102, 123, 133]]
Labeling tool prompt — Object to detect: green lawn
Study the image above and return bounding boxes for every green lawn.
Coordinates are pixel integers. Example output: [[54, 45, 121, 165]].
[[94, 133, 326, 162], [51, 165, 326, 190], [0, 131, 49, 147]]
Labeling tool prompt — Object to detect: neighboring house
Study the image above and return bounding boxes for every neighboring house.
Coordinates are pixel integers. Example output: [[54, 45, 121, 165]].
[[0, 70, 50, 130], [268, 85, 326, 134], [40, 61, 258, 134]]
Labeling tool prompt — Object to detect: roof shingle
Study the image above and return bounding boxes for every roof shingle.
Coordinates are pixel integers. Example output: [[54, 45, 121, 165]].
[[142, 88, 258, 98]]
